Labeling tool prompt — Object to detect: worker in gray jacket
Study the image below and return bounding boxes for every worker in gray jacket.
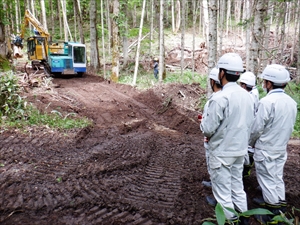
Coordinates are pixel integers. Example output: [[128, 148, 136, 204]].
[[200, 53, 254, 223], [249, 64, 297, 224], [239, 71, 260, 178], [200, 67, 222, 193]]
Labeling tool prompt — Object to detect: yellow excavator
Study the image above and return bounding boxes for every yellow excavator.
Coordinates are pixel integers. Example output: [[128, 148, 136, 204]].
[[13, 9, 86, 77]]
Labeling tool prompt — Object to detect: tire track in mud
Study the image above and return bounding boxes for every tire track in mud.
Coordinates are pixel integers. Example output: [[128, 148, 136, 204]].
[[0, 78, 207, 224]]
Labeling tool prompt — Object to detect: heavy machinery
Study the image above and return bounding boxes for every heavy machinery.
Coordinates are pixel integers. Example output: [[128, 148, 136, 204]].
[[13, 9, 86, 77]]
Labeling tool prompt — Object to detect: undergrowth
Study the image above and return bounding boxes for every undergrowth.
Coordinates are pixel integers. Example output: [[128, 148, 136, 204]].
[[0, 71, 92, 130], [118, 71, 300, 138]]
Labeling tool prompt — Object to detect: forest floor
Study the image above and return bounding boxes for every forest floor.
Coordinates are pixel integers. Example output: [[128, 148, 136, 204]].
[[0, 32, 300, 224]]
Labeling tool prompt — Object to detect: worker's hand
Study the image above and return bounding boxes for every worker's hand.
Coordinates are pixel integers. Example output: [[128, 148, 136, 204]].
[[204, 137, 209, 143]]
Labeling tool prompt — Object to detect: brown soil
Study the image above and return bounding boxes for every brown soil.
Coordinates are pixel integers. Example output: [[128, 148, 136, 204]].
[[0, 72, 299, 225]]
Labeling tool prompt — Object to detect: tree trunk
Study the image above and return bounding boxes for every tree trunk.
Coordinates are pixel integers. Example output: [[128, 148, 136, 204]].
[[159, 0, 166, 81], [261, 1, 271, 70], [106, 0, 111, 55], [218, 0, 225, 57], [122, 3, 129, 67], [174, 0, 180, 34], [207, 0, 218, 97], [89, 0, 100, 72], [110, 0, 120, 82], [15, 0, 20, 33], [100, 0, 106, 78], [171, 0, 175, 33], [280, 2, 287, 62], [133, 0, 146, 86], [297, 4, 300, 84], [245, 0, 252, 69], [0, 22, 7, 58], [74, 0, 84, 44], [226, 0, 231, 35], [250, 0, 267, 75], [149, 0, 154, 55], [180, 0, 186, 77], [203, 0, 209, 45], [40, 0, 48, 32], [191, 0, 196, 73], [50, 0, 55, 39]]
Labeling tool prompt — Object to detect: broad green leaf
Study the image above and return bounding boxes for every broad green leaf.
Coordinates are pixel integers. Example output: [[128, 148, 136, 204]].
[[240, 208, 273, 216], [202, 222, 215, 225], [215, 203, 226, 225]]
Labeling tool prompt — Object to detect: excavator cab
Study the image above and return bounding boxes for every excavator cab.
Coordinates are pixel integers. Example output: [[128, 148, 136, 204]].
[[27, 36, 47, 61], [26, 36, 48, 68]]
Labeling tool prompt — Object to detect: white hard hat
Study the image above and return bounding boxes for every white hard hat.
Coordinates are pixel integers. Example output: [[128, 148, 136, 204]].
[[260, 64, 290, 85], [239, 71, 256, 87], [217, 53, 244, 75], [208, 67, 220, 83]]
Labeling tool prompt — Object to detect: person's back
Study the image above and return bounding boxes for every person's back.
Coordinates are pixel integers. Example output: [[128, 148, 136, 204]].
[[249, 64, 297, 225], [250, 89, 296, 151], [200, 53, 254, 223], [204, 83, 254, 157]]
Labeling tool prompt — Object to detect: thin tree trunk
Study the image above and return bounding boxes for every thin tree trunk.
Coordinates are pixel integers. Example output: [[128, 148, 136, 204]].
[[89, 0, 100, 72], [192, 0, 196, 73], [280, 2, 287, 62], [180, 0, 186, 77], [106, 0, 111, 55], [110, 0, 120, 82], [218, 0, 225, 56], [74, 0, 84, 44], [15, 0, 20, 33], [40, 0, 48, 31], [149, 0, 154, 55], [57, 0, 62, 39], [291, 0, 300, 66], [261, 1, 271, 70], [171, 0, 175, 33], [133, 0, 146, 86], [61, 0, 72, 41], [250, 0, 267, 75], [74, 3, 77, 42], [297, 2, 300, 84], [203, 0, 209, 47], [122, 3, 129, 67], [174, 0, 180, 34], [207, 0, 217, 97], [226, 0, 231, 35], [245, 0, 251, 69], [50, 0, 55, 39], [100, 0, 106, 78], [159, 0, 166, 81]]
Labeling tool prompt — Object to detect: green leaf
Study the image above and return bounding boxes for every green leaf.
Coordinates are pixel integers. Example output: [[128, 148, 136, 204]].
[[202, 222, 216, 225], [0, 163, 5, 167], [215, 203, 226, 225], [240, 208, 273, 216]]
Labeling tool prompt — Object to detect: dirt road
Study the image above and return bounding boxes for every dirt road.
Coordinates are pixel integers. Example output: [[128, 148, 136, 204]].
[[0, 74, 299, 224]]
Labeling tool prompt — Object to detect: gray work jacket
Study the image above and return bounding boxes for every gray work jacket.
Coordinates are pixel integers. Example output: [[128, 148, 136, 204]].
[[200, 82, 254, 157], [249, 89, 297, 152]]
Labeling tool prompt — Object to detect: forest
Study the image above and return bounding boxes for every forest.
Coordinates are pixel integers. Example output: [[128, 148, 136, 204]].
[[0, 0, 300, 82], [0, 0, 299, 225]]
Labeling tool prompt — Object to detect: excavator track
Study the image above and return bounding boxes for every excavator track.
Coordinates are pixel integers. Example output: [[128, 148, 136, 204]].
[[41, 60, 52, 77]]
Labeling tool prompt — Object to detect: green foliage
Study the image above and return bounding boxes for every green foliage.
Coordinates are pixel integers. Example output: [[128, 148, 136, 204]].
[[0, 72, 92, 130], [1, 105, 92, 130], [285, 82, 300, 137], [164, 71, 206, 85], [202, 203, 273, 225], [0, 71, 27, 119], [0, 56, 11, 72]]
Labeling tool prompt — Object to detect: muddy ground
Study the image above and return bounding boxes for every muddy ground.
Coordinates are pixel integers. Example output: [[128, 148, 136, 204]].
[[0, 73, 299, 225]]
